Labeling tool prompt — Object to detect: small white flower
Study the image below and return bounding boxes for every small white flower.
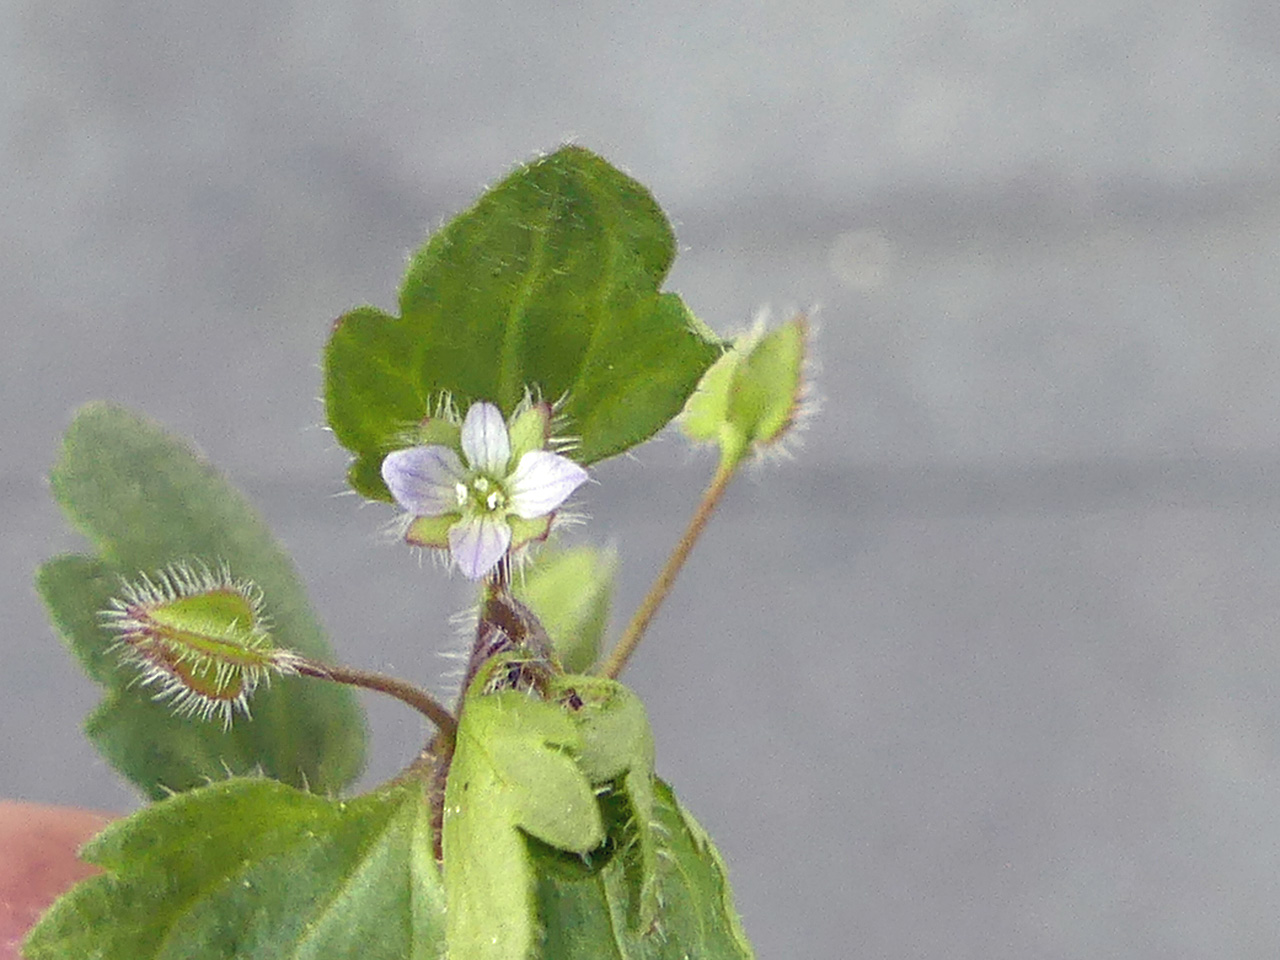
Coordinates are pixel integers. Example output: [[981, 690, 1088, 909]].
[[382, 401, 588, 580]]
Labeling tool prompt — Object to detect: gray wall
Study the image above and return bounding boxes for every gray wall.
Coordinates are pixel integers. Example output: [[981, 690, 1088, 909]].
[[6, 1, 1280, 956]]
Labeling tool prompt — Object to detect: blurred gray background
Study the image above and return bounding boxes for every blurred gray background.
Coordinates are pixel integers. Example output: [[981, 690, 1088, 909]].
[[5, 0, 1280, 956]]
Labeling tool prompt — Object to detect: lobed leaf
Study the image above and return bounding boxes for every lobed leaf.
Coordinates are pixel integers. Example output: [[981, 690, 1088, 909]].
[[439, 652, 755, 960], [39, 403, 366, 798], [325, 145, 723, 500], [548, 674, 660, 929], [442, 681, 603, 960], [22, 777, 444, 960]]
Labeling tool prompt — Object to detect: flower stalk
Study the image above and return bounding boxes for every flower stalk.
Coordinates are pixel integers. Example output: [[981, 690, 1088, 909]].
[[598, 457, 739, 679], [600, 316, 812, 677], [104, 562, 457, 735], [292, 658, 456, 737]]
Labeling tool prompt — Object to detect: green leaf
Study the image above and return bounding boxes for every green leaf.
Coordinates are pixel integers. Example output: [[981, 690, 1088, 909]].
[[547, 674, 659, 929], [535, 779, 757, 959], [442, 657, 664, 960], [681, 315, 810, 466], [39, 403, 366, 798], [443, 672, 604, 960], [515, 544, 618, 672], [23, 777, 444, 960], [325, 145, 723, 500]]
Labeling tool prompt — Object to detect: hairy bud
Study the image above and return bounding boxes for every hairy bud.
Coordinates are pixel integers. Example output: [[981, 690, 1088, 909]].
[[681, 312, 816, 465], [102, 562, 302, 727]]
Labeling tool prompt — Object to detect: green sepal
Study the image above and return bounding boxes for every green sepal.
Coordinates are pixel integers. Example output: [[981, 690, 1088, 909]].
[[325, 145, 724, 500], [405, 513, 457, 548], [409, 415, 462, 451], [404, 514, 552, 551], [102, 565, 289, 725], [682, 315, 809, 465], [507, 401, 553, 464], [39, 403, 366, 797], [152, 587, 255, 633], [516, 544, 617, 672], [22, 777, 445, 960], [508, 513, 554, 550]]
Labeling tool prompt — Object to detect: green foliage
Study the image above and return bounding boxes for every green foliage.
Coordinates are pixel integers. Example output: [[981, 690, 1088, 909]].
[[516, 544, 618, 672], [39, 403, 366, 798], [25, 702, 750, 960], [22, 777, 444, 960], [547, 674, 660, 928], [536, 780, 756, 960], [681, 314, 809, 466], [324, 145, 723, 500], [31, 145, 764, 960], [443, 666, 607, 960], [442, 656, 665, 960]]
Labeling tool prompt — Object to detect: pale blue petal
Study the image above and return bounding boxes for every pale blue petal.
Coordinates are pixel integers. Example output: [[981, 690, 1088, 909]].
[[448, 515, 513, 580], [382, 446, 466, 515], [461, 402, 511, 475], [507, 451, 588, 519]]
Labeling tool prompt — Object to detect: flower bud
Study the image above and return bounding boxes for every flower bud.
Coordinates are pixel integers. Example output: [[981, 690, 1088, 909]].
[[102, 562, 301, 727], [681, 313, 814, 465]]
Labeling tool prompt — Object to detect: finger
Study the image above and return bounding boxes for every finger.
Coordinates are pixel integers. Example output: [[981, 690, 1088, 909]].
[[0, 801, 115, 960]]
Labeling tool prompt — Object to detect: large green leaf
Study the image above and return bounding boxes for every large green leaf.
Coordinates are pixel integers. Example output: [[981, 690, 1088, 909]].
[[39, 403, 366, 798], [535, 779, 756, 959], [22, 777, 444, 960], [325, 145, 723, 500]]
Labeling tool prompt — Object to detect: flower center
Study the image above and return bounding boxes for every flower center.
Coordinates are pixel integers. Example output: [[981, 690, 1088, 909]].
[[458, 474, 508, 515]]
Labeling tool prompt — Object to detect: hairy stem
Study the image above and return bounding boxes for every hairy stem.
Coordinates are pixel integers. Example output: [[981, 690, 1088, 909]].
[[599, 457, 739, 679], [293, 658, 457, 737]]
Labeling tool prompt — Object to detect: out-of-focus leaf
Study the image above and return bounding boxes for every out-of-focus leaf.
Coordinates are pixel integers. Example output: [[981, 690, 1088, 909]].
[[39, 403, 366, 797], [516, 544, 617, 672]]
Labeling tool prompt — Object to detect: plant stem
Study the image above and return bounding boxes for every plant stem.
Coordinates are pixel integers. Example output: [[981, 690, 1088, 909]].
[[293, 658, 457, 737], [599, 456, 740, 679]]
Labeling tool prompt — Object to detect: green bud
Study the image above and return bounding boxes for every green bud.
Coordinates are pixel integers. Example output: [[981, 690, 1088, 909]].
[[681, 314, 811, 466], [102, 562, 301, 728]]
